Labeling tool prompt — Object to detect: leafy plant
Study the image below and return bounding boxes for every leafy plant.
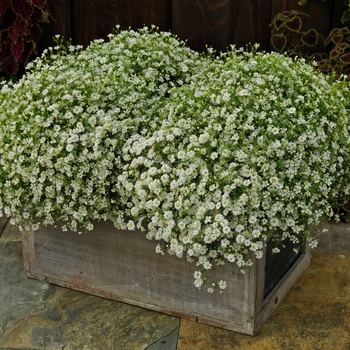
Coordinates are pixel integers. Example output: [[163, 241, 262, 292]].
[[1, 28, 350, 291], [270, 9, 350, 218], [316, 27, 350, 76], [270, 10, 320, 60], [0, 0, 53, 80]]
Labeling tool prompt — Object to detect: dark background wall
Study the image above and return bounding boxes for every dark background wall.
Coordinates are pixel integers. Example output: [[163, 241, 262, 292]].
[[38, 0, 346, 54]]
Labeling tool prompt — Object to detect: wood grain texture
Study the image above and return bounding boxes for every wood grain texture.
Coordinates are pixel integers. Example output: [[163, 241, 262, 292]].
[[37, 0, 340, 55], [133, 0, 171, 31], [72, 0, 132, 46], [172, 0, 231, 53], [230, 0, 273, 51], [22, 221, 309, 335], [37, 0, 71, 53]]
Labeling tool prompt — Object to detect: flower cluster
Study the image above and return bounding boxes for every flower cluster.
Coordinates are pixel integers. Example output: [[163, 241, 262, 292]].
[[1, 27, 350, 292]]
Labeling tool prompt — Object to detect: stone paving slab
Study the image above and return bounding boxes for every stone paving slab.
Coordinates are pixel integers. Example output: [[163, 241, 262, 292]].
[[177, 252, 350, 350], [0, 218, 350, 349], [0, 224, 179, 350]]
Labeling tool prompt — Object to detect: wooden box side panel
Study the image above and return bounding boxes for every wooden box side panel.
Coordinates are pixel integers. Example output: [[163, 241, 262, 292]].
[[22, 221, 260, 335], [254, 251, 310, 334]]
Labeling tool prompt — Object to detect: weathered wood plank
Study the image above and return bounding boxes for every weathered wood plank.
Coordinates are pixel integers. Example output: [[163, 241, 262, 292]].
[[172, 0, 231, 53], [132, 0, 171, 31], [255, 251, 310, 334], [332, 0, 348, 29], [37, 0, 71, 53], [22, 220, 310, 335], [230, 0, 273, 51], [71, 0, 132, 46]]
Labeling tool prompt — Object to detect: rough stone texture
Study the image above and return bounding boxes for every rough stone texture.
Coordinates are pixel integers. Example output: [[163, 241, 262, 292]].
[[0, 240, 54, 336], [177, 252, 350, 350], [0, 218, 349, 349], [0, 223, 179, 350], [313, 220, 350, 254], [0, 217, 9, 237]]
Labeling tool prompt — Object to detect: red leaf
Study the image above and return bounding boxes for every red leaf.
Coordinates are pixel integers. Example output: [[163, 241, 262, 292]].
[[19, 40, 34, 63], [273, 18, 285, 31], [330, 49, 340, 58], [8, 26, 18, 42], [338, 42, 350, 49], [340, 53, 350, 63], [26, 22, 42, 43], [28, 0, 46, 10], [0, 7, 16, 32], [332, 35, 343, 45], [341, 27, 350, 35], [324, 35, 333, 46], [11, 37, 24, 60], [0, 0, 10, 16], [285, 16, 302, 32], [271, 34, 287, 52], [330, 59, 337, 68], [2, 57, 19, 74], [301, 29, 318, 47], [13, 20, 27, 36], [0, 42, 11, 63], [11, 0, 33, 22], [317, 60, 330, 73]]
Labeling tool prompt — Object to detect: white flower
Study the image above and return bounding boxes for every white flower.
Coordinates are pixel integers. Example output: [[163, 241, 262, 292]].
[[227, 254, 236, 263], [218, 280, 227, 290], [1, 27, 349, 294]]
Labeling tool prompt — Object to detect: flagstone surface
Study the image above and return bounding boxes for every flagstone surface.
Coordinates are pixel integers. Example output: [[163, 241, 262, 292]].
[[0, 216, 349, 349]]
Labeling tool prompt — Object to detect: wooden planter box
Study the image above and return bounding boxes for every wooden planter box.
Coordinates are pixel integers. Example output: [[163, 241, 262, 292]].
[[22, 220, 309, 335]]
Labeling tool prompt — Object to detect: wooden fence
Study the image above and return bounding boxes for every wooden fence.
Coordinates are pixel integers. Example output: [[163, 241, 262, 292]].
[[38, 0, 346, 54]]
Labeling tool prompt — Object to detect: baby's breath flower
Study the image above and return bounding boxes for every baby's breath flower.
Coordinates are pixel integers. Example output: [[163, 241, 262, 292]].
[[1, 27, 349, 294]]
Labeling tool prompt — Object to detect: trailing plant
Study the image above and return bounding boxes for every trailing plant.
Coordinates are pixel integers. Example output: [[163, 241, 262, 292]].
[[1, 28, 350, 292], [0, 0, 54, 80], [270, 10, 350, 218]]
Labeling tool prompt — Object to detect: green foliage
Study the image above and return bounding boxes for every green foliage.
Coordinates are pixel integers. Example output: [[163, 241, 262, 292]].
[[1, 28, 350, 290], [270, 8, 350, 218], [270, 10, 320, 60]]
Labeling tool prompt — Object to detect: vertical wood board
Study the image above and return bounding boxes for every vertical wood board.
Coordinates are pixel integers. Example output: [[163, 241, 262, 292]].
[[172, 0, 231, 53], [132, 0, 172, 31], [230, 0, 273, 51], [71, 0, 133, 46], [22, 220, 309, 335]]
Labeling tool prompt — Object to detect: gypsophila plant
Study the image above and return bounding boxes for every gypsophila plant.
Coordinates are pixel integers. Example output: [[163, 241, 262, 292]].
[[0, 26, 204, 232], [1, 27, 350, 292]]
